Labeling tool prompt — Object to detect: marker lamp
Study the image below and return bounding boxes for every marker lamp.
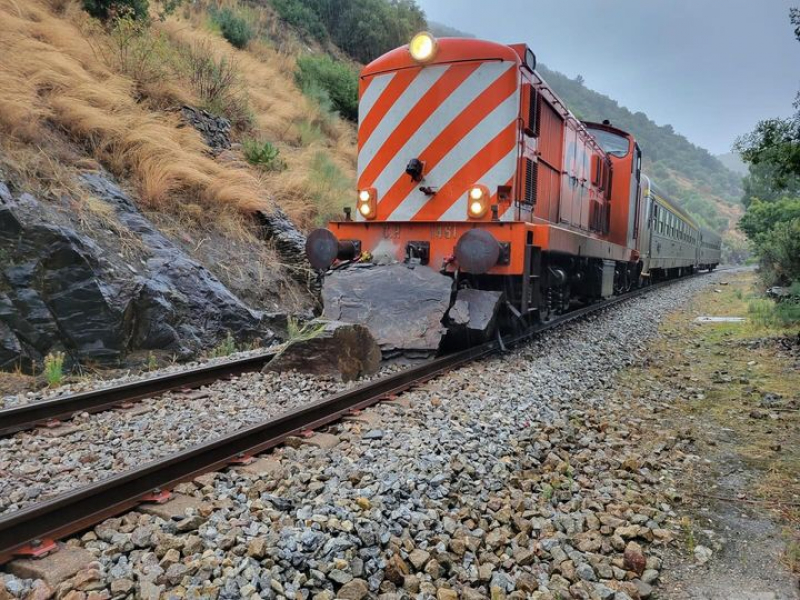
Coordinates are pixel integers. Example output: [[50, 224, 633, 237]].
[[409, 32, 438, 63]]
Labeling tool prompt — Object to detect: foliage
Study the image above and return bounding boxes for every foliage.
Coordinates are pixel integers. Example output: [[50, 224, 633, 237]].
[[756, 219, 800, 286], [44, 352, 65, 387], [738, 197, 800, 243], [286, 316, 326, 343], [749, 294, 800, 328], [180, 42, 253, 130], [243, 138, 286, 171], [295, 55, 358, 122], [735, 9, 800, 287], [210, 6, 254, 49], [210, 332, 238, 358], [269, 0, 328, 41], [83, 0, 149, 21], [270, 0, 426, 64], [96, 15, 175, 91], [735, 118, 800, 205]]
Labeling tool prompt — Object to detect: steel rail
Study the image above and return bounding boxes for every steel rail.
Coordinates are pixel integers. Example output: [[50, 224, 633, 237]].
[[0, 273, 708, 563], [0, 351, 278, 438]]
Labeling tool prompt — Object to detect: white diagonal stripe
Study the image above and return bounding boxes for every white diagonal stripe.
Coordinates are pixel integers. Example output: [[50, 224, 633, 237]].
[[358, 73, 395, 128], [358, 65, 449, 174], [438, 148, 519, 221], [366, 62, 515, 199], [387, 92, 520, 221]]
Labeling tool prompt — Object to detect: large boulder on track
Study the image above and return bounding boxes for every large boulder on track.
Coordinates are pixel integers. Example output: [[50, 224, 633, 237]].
[[321, 264, 454, 358], [445, 289, 503, 346], [264, 320, 381, 381]]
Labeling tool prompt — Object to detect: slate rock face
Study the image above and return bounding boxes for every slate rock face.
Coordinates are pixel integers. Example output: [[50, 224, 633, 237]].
[[256, 208, 310, 282], [0, 173, 270, 371], [180, 105, 232, 153], [265, 320, 381, 382], [321, 265, 454, 357]]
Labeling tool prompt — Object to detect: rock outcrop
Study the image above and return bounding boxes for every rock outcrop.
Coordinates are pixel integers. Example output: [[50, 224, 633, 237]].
[[180, 106, 232, 153], [321, 265, 454, 358], [0, 173, 270, 371]]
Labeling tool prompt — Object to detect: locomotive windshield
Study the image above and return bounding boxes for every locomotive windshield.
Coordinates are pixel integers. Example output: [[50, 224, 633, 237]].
[[588, 128, 630, 158]]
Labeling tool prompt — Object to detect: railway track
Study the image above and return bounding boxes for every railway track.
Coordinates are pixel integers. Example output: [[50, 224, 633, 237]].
[[0, 351, 278, 438], [0, 273, 715, 563]]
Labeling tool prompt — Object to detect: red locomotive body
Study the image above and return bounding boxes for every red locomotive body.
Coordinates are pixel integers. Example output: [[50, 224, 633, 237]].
[[306, 34, 659, 318]]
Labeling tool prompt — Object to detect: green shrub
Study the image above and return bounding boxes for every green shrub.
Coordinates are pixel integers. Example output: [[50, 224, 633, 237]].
[[44, 352, 65, 388], [83, 0, 150, 21], [269, 0, 328, 42], [758, 218, 800, 286], [210, 6, 254, 49], [749, 296, 800, 327], [180, 42, 253, 130], [243, 139, 286, 171], [210, 332, 238, 358], [296, 55, 358, 122]]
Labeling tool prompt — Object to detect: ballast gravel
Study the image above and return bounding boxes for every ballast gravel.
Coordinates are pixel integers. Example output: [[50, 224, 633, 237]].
[[1, 274, 725, 600], [0, 364, 406, 515]]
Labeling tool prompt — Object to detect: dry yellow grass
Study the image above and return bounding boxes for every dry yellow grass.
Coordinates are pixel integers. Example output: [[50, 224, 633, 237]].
[[0, 0, 357, 229]]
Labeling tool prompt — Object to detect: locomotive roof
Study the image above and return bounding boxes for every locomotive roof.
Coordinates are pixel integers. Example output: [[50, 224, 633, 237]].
[[361, 38, 522, 78]]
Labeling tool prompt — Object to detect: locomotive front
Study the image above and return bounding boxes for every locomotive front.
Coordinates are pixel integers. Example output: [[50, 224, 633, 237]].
[[306, 32, 534, 277]]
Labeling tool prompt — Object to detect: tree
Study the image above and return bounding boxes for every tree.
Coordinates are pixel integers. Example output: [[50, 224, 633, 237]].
[[83, 0, 149, 21]]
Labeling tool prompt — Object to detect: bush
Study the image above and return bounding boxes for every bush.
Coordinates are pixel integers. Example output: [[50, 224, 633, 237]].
[[296, 55, 358, 122], [44, 352, 65, 387], [758, 218, 800, 286], [180, 42, 253, 130], [749, 294, 800, 327], [269, 0, 328, 42], [210, 7, 254, 49], [243, 139, 286, 171], [83, 0, 149, 21]]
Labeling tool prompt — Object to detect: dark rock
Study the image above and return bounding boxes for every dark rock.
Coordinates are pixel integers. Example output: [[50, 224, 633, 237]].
[[623, 541, 646, 576], [322, 265, 453, 357], [265, 320, 381, 381], [0, 172, 271, 371], [445, 288, 503, 345], [180, 105, 231, 152], [256, 209, 311, 283]]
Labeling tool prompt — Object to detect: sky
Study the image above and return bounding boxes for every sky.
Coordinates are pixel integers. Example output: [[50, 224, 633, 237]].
[[416, 0, 800, 156]]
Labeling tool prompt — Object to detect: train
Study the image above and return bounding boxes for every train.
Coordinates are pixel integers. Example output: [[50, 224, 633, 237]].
[[306, 32, 721, 330]]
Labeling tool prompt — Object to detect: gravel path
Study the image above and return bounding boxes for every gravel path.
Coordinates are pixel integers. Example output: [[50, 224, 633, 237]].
[[0, 364, 405, 515], [0, 274, 724, 600]]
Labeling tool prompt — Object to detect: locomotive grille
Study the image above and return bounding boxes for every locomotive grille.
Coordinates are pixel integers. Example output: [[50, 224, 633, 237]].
[[525, 86, 541, 137], [524, 158, 538, 205]]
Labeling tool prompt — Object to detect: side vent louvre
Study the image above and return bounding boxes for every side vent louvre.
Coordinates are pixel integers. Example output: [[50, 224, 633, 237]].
[[524, 159, 538, 205]]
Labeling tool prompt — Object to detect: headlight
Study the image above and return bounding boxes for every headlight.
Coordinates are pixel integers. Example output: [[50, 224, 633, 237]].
[[467, 186, 489, 218], [409, 32, 438, 63], [357, 188, 377, 220]]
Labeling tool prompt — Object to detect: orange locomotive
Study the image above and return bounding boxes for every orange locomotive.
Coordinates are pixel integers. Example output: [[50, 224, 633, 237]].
[[307, 32, 646, 319]]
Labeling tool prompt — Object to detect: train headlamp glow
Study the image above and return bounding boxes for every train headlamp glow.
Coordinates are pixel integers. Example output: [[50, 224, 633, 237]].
[[409, 32, 437, 62], [467, 186, 489, 218], [357, 188, 377, 220]]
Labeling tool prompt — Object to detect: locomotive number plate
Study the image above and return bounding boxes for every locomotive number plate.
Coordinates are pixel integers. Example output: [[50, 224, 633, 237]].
[[431, 225, 459, 239]]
